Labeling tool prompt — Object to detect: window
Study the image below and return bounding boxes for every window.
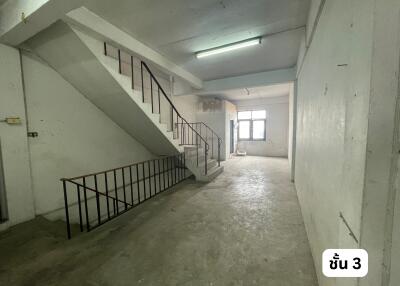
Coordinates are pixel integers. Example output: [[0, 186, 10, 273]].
[[238, 110, 266, 141]]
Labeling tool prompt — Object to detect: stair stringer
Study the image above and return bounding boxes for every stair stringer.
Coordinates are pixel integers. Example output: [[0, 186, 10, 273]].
[[25, 20, 181, 156]]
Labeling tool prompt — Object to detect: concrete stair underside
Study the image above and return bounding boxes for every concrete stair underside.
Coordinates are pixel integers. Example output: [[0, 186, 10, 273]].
[[25, 20, 223, 182]]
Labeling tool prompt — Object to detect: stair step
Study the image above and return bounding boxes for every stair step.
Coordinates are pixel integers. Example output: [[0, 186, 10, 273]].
[[198, 165, 224, 182], [199, 159, 218, 170]]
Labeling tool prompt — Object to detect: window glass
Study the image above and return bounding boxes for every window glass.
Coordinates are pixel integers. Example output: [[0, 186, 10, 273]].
[[253, 120, 265, 139], [252, 110, 266, 119], [239, 121, 250, 139], [238, 111, 251, 120]]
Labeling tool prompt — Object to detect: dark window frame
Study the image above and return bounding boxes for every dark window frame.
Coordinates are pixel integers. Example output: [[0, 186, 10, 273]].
[[237, 111, 266, 141]]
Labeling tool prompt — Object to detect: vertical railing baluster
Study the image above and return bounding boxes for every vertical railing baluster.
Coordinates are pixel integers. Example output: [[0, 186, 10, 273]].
[[129, 166, 134, 206], [163, 158, 166, 191], [148, 161, 152, 197], [205, 146, 208, 175], [141, 62, 144, 102], [206, 128, 208, 150], [184, 152, 186, 178], [158, 159, 161, 193], [178, 154, 181, 181], [171, 157, 174, 186], [118, 49, 121, 74], [83, 177, 90, 231], [142, 163, 146, 200], [158, 87, 161, 118], [174, 157, 177, 185], [62, 180, 71, 239], [153, 160, 157, 195], [94, 175, 101, 225], [104, 172, 110, 219], [113, 170, 119, 214], [131, 55, 134, 89], [150, 77, 154, 113], [171, 108, 174, 133], [196, 138, 199, 166], [136, 164, 140, 204], [76, 184, 83, 232], [218, 140, 221, 166], [122, 168, 127, 210], [167, 157, 170, 188], [180, 153, 183, 181], [212, 132, 214, 159]]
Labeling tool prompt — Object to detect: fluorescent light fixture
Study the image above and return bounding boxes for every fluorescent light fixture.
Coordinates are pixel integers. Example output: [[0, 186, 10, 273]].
[[196, 37, 261, 59]]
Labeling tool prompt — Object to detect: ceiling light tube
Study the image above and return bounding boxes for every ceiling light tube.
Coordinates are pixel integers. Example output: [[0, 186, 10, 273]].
[[196, 37, 262, 58]]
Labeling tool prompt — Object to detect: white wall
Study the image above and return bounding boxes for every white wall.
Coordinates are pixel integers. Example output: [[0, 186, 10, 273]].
[[288, 82, 296, 180], [296, 1, 371, 285], [171, 94, 199, 124], [389, 149, 400, 286], [296, 1, 400, 286], [224, 101, 237, 159], [234, 96, 289, 157], [0, 44, 35, 231], [21, 51, 154, 219], [196, 98, 234, 161]]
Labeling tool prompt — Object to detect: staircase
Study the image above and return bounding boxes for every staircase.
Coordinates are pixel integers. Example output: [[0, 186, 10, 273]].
[[26, 21, 223, 182]]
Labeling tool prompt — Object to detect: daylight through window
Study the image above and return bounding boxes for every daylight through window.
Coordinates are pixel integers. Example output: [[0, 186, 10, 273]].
[[237, 110, 266, 141]]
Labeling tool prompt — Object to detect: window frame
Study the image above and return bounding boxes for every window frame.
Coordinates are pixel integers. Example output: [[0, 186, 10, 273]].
[[237, 110, 267, 141]]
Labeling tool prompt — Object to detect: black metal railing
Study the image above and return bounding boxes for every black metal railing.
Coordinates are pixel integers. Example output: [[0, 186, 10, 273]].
[[61, 153, 186, 239], [176, 122, 221, 166], [104, 43, 213, 175]]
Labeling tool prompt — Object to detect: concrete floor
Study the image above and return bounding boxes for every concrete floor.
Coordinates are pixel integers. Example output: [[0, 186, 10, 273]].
[[0, 156, 318, 286]]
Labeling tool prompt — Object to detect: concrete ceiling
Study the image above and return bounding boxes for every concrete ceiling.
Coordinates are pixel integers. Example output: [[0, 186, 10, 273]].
[[200, 83, 291, 101], [84, 0, 310, 81]]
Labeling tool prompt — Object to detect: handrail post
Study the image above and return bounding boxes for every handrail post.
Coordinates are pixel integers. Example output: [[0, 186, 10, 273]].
[[141, 61, 144, 102], [205, 144, 208, 175], [158, 87, 161, 118], [218, 139, 221, 166], [196, 137, 199, 166], [130, 55, 134, 89], [171, 108, 174, 132], [118, 49, 121, 74], [212, 133, 214, 158], [150, 77, 154, 113], [94, 175, 101, 225], [62, 180, 71, 239]]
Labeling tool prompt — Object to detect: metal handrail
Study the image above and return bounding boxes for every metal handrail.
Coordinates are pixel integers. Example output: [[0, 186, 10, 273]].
[[61, 153, 186, 239], [140, 61, 210, 174], [104, 42, 210, 175], [176, 122, 222, 166]]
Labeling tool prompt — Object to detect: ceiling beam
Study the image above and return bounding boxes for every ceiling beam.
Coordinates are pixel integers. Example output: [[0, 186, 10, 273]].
[[65, 7, 203, 89], [0, 0, 83, 45], [199, 67, 296, 94]]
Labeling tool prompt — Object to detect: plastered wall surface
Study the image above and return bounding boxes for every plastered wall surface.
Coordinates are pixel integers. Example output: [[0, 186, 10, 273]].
[[389, 153, 400, 286], [171, 94, 199, 124], [21, 52, 154, 219], [234, 96, 289, 157], [224, 100, 237, 159], [295, 0, 374, 285], [196, 98, 231, 161], [296, 0, 400, 286], [288, 82, 296, 180], [0, 44, 35, 230]]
